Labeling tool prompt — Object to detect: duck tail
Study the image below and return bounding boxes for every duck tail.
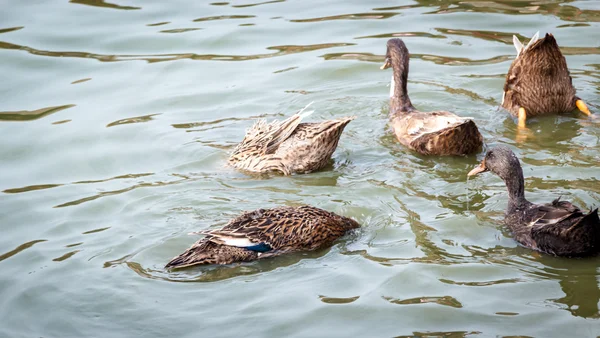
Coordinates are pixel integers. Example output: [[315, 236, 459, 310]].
[[264, 103, 315, 154], [165, 240, 258, 269], [564, 209, 600, 253], [412, 119, 482, 156]]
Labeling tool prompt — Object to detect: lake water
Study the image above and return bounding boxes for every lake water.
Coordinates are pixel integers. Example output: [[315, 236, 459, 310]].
[[1, 1, 599, 337]]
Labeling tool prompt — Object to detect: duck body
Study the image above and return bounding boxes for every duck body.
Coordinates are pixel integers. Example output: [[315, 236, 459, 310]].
[[382, 38, 483, 156], [506, 197, 600, 256], [502, 33, 591, 127], [165, 205, 360, 268], [228, 104, 354, 175], [391, 111, 482, 156], [468, 146, 600, 256]]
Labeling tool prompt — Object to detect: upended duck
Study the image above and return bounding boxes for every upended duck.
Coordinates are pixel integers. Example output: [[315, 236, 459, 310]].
[[228, 103, 354, 175], [165, 205, 360, 268], [381, 38, 483, 156], [468, 146, 600, 256], [502, 32, 592, 129]]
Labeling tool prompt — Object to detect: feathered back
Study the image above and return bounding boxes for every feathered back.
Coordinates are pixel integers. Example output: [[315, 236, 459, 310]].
[[502, 33, 577, 116], [165, 206, 360, 268], [228, 104, 354, 175]]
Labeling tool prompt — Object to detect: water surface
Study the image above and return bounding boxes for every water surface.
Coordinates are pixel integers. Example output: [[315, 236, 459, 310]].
[[1, 1, 600, 337]]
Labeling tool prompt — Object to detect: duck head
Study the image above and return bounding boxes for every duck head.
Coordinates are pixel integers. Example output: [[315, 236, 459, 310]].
[[468, 146, 526, 205], [468, 146, 520, 179]]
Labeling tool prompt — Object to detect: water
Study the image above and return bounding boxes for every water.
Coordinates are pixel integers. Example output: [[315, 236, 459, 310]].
[[1, 1, 599, 337]]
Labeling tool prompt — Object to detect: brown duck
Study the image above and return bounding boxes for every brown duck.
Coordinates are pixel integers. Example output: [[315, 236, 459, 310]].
[[228, 103, 354, 175], [502, 32, 592, 129], [381, 38, 483, 156], [468, 146, 600, 256], [165, 205, 360, 268]]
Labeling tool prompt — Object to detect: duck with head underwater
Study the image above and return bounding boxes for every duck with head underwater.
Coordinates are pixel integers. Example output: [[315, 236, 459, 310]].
[[468, 146, 600, 256], [228, 102, 355, 175], [381, 38, 483, 156], [165, 205, 360, 268], [502, 32, 593, 130]]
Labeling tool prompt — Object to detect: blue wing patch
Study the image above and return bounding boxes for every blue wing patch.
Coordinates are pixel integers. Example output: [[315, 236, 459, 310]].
[[245, 243, 273, 253]]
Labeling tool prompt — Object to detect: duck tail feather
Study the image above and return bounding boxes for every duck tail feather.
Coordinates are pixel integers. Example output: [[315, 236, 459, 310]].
[[513, 35, 524, 56]]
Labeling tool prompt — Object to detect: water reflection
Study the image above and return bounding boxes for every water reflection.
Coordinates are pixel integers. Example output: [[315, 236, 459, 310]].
[[394, 331, 481, 338], [70, 0, 141, 10], [52, 250, 80, 262], [54, 174, 190, 208], [318, 295, 359, 304], [0, 239, 47, 262], [0, 104, 75, 122], [0, 40, 354, 63], [231, 0, 285, 8], [291, 12, 400, 23], [321, 51, 511, 66], [383, 295, 463, 308], [193, 15, 255, 22], [501, 115, 582, 151], [159, 28, 202, 34], [106, 113, 159, 127], [0, 26, 24, 34], [547, 259, 600, 318], [3, 172, 153, 194], [356, 32, 446, 40], [412, 0, 600, 23], [119, 249, 331, 282]]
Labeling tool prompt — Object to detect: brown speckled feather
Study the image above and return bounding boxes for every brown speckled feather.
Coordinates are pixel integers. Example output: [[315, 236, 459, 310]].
[[383, 38, 482, 156], [228, 105, 354, 175], [502, 33, 578, 116], [165, 206, 360, 268]]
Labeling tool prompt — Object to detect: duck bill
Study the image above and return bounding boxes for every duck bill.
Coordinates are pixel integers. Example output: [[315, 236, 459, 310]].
[[380, 58, 391, 70], [468, 161, 488, 177]]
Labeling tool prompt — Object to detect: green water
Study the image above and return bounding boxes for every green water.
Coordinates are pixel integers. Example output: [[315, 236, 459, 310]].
[[1, 1, 599, 337]]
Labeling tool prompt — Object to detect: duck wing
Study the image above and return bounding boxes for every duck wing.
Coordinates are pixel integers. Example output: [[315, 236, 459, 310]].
[[230, 103, 315, 159], [393, 111, 468, 141], [529, 198, 600, 256], [210, 206, 357, 251], [392, 111, 481, 155]]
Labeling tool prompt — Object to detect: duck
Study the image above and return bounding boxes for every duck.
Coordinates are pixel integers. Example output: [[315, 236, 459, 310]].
[[165, 205, 360, 268], [502, 32, 592, 129], [468, 146, 600, 256], [228, 103, 355, 175], [381, 38, 483, 156]]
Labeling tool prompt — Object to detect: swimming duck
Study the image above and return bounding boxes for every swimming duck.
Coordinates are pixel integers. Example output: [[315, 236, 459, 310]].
[[165, 205, 360, 268], [381, 38, 483, 156], [228, 103, 354, 175], [468, 146, 600, 256], [502, 32, 592, 129]]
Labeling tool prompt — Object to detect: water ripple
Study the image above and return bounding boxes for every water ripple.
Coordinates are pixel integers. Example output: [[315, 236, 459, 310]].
[[3, 173, 154, 194], [383, 295, 463, 308], [0, 240, 47, 263], [291, 12, 400, 23], [106, 113, 160, 128], [0, 104, 75, 122], [232, 0, 285, 8], [0, 40, 355, 63], [70, 0, 141, 10], [356, 32, 446, 40], [321, 52, 512, 66], [193, 15, 256, 22], [0, 26, 24, 34]]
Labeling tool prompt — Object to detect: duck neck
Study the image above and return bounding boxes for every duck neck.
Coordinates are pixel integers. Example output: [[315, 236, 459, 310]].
[[500, 164, 528, 212], [389, 55, 415, 116]]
